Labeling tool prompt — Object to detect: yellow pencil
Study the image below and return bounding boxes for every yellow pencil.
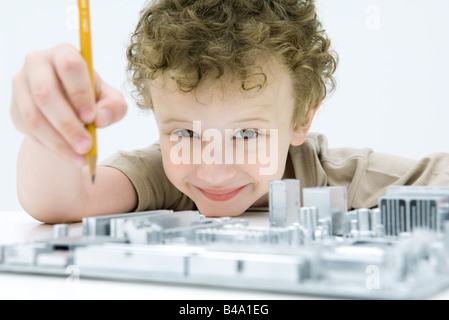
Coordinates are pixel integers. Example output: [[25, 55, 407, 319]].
[[78, 0, 97, 183]]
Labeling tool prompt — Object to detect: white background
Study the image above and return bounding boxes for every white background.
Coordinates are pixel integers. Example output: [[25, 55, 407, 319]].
[[1, 0, 449, 211]]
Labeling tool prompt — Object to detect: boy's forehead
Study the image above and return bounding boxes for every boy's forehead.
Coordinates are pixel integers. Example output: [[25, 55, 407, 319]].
[[150, 58, 293, 108], [151, 70, 295, 129]]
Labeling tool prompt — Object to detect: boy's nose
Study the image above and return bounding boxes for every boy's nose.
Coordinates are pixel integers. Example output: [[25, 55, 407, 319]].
[[196, 163, 238, 186]]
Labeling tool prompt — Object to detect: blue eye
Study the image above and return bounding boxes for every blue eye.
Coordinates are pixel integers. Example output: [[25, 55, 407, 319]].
[[171, 129, 200, 139], [234, 129, 259, 140]]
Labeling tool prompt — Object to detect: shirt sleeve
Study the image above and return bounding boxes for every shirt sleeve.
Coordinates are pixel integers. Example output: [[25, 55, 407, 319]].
[[99, 143, 196, 212], [293, 133, 449, 210]]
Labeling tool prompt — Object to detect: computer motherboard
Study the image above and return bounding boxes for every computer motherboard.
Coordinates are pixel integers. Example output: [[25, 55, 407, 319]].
[[1, 181, 449, 299]]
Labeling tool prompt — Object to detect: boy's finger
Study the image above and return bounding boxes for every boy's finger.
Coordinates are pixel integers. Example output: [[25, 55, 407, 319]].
[[25, 56, 92, 155], [10, 71, 28, 133], [94, 81, 128, 128], [27, 114, 85, 167], [11, 71, 83, 165], [52, 43, 96, 124], [14, 82, 84, 166]]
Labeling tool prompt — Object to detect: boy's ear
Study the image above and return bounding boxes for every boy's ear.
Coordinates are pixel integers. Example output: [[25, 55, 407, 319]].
[[290, 105, 320, 146]]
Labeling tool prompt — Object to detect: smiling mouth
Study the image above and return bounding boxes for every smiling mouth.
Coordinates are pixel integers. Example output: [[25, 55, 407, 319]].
[[196, 186, 246, 202]]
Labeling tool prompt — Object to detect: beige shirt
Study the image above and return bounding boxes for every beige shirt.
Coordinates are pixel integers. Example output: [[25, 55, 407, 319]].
[[100, 133, 449, 212]]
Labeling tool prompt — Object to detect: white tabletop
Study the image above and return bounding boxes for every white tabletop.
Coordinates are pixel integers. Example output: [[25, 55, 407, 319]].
[[1, 210, 448, 300]]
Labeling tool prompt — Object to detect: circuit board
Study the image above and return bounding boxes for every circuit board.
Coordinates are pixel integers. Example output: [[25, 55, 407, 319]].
[[1, 181, 449, 299]]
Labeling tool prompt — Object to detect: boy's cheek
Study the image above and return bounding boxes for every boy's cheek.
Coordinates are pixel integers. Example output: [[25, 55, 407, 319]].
[[160, 145, 190, 190]]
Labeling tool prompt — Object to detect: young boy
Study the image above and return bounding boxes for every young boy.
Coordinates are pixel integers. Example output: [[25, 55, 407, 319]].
[[10, 0, 449, 224]]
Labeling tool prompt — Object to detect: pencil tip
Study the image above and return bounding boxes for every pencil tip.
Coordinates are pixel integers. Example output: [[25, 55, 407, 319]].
[[91, 175, 95, 184]]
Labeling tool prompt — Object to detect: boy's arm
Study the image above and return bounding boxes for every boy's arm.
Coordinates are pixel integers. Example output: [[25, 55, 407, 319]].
[[17, 136, 137, 223], [302, 133, 449, 210], [11, 43, 133, 223]]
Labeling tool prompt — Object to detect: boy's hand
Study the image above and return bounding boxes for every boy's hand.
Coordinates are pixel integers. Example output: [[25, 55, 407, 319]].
[[10, 43, 127, 166]]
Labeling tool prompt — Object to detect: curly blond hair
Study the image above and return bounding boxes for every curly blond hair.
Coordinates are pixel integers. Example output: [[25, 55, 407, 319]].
[[127, 0, 337, 126]]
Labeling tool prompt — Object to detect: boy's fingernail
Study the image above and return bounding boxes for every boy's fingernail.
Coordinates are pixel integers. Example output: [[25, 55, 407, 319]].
[[79, 106, 94, 123], [73, 135, 91, 154], [96, 108, 113, 127]]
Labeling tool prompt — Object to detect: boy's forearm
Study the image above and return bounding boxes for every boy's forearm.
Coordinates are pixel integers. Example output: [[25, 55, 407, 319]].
[[17, 136, 89, 223]]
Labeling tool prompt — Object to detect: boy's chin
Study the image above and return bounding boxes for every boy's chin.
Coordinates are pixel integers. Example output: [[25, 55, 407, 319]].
[[195, 202, 249, 218]]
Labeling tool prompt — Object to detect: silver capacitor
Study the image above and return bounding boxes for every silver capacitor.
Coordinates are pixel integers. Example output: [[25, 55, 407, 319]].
[[303, 186, 347, 236], [299, 207, 318, 241], [269, 179, 301, 227]]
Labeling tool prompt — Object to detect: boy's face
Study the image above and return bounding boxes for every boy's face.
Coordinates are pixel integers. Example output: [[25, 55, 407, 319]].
[[151, 60, 313, 217]]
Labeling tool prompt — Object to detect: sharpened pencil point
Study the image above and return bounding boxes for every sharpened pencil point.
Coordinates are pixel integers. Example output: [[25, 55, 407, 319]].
[[86, 155, 97, 185]]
